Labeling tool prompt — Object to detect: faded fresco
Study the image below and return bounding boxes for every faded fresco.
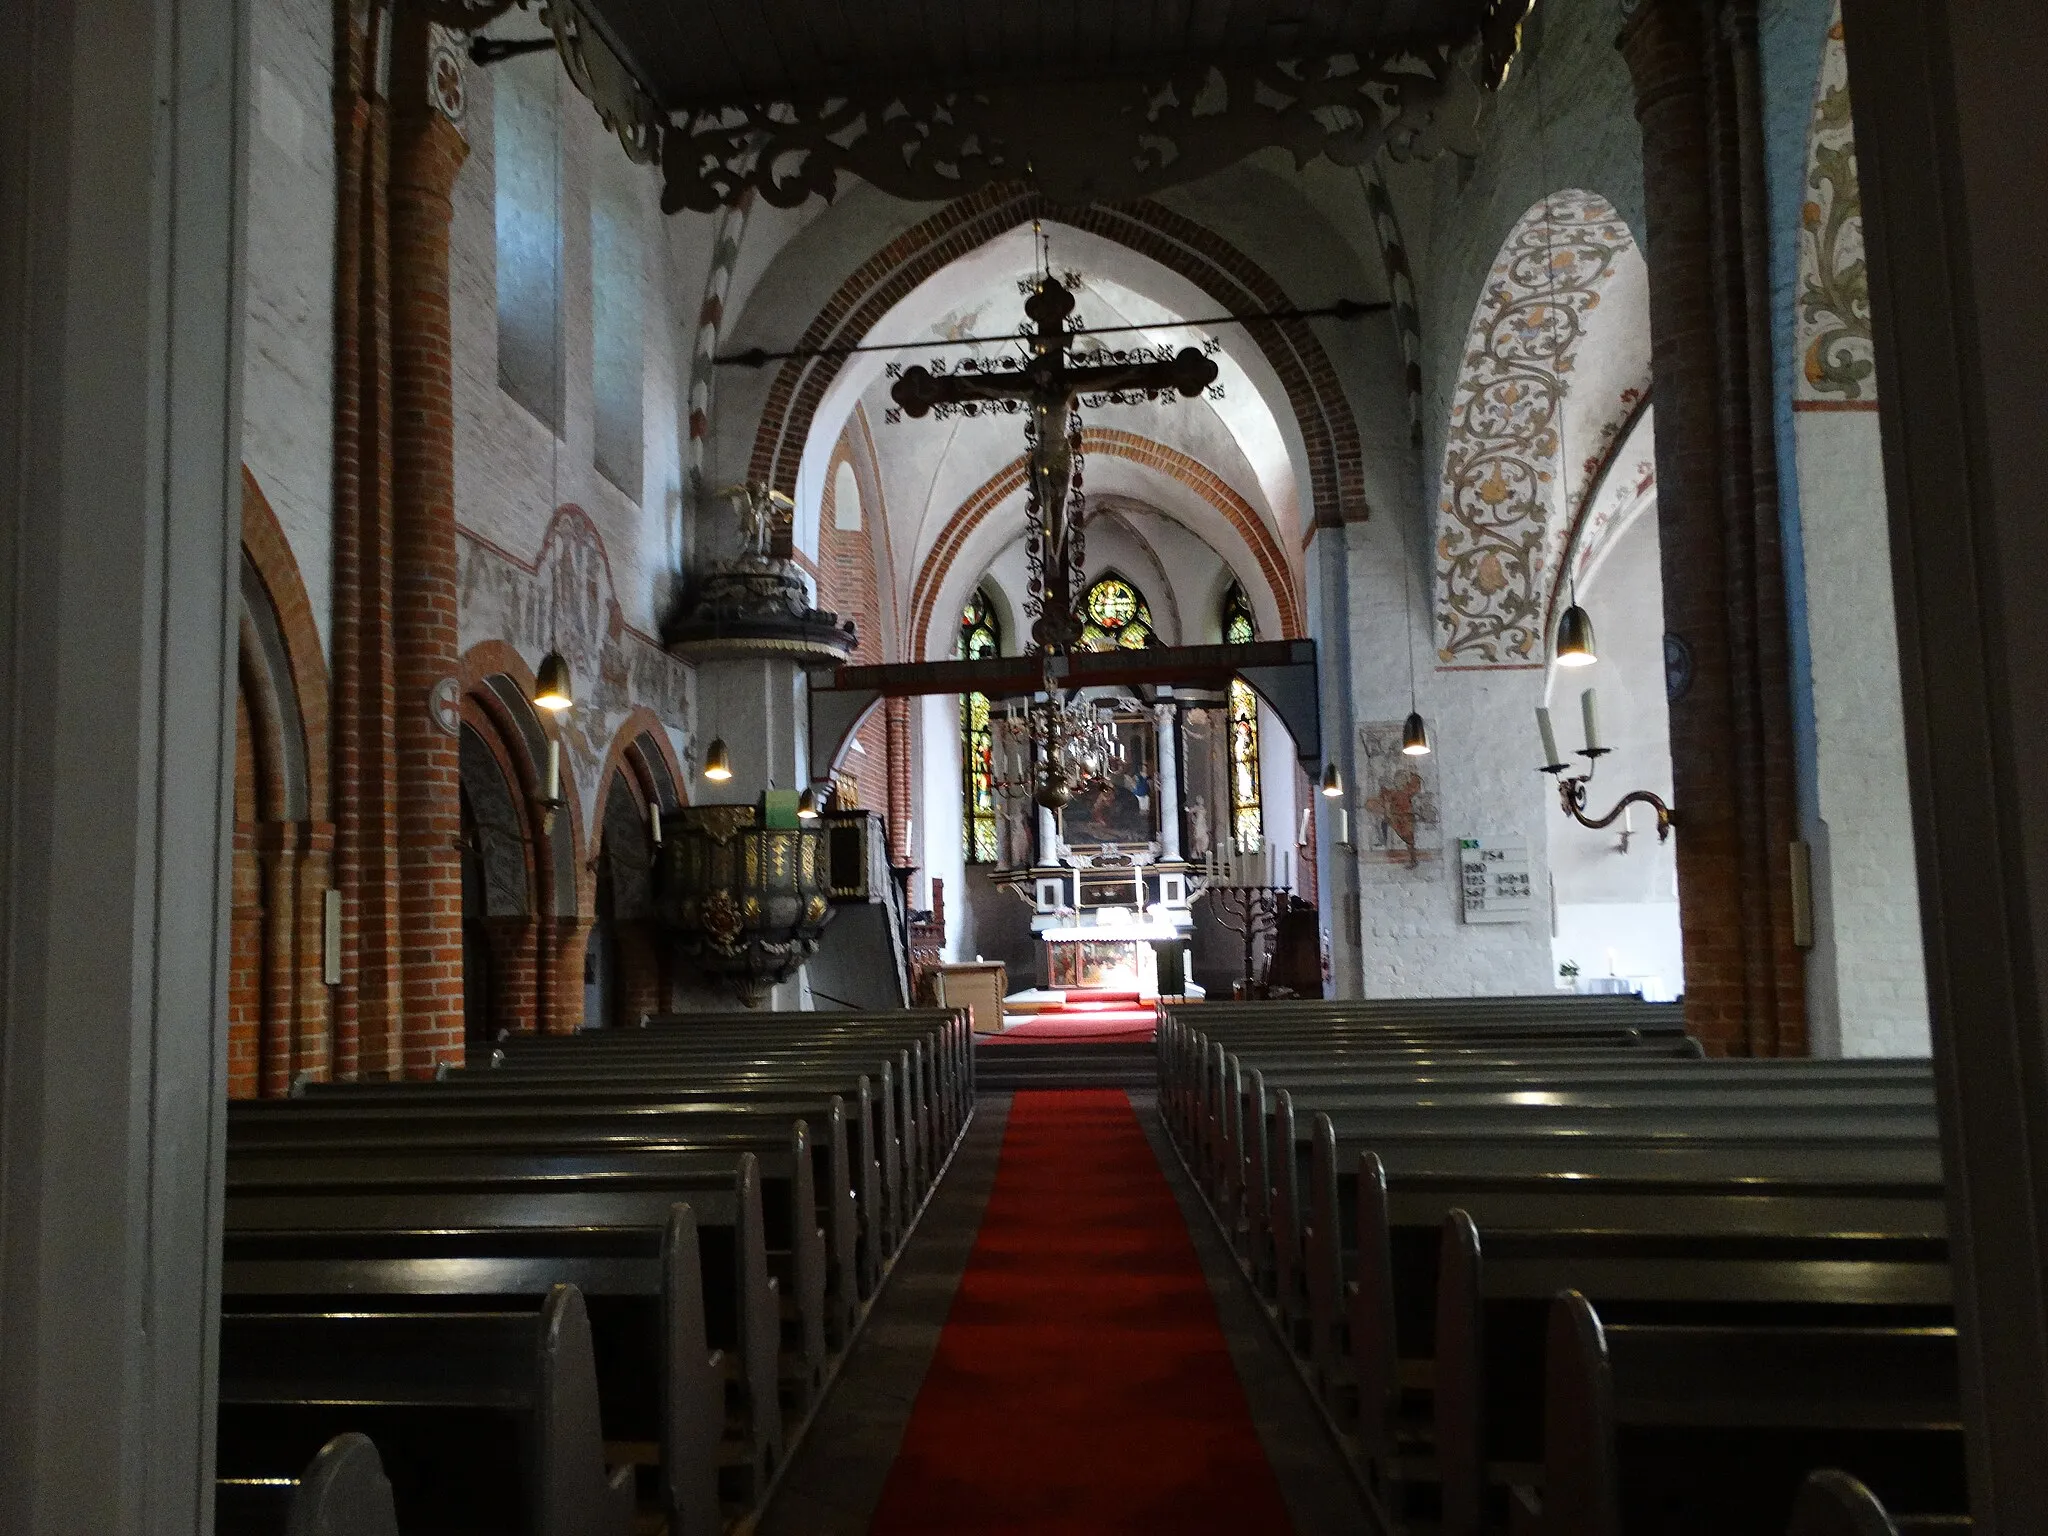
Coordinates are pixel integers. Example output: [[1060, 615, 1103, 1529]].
[[1359, 720, 1443, 869]]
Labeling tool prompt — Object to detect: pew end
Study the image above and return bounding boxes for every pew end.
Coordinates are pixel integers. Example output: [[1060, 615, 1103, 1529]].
[[215, 1431, 400, 1536]]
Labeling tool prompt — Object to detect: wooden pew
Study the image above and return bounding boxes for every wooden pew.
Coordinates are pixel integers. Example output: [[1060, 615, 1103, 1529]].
[[215, 1432, 400, 1536], [228, 1132, 813, 1450], [1785, 1469, 1973, 1534], [1429, 1194, 1949, 1536], [217, 1283, 637, 1536], [491, 1038, 942, 1204], [300, 1073, 889, 1296], [1520, 1290, 1964, 1536], [240, 1093, 860, 1344], [1272, 1090, 1939, 1338], [225, 1157, 774, 1524]]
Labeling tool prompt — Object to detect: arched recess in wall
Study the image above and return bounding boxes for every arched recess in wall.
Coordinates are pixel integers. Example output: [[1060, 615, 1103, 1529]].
[[232, 470, 332, 1100], [587, 714, 686, 1029], [460, 641, 583, 1038], [1433, 190, 1650, 667]]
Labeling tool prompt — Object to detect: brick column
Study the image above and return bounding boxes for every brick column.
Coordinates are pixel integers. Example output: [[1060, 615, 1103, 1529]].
[[487, 918, 540, 1036], [257, 827, 301, 1095], [1620, 0, 1804, 1054], [552, 919, 592, 1034], [330, 10, 402, 1081], [885, 697, 913, 866], [389, 20, 469, 1075]]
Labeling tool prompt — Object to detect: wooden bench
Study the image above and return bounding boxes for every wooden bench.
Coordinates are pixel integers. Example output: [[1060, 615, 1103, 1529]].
[[1785, 1469, 1973, 1535], [1519, 1290, 1964, 1536], [225, 1157, 773, 1524], [218, 1283, 636, 1536], [238, 1094, 860, 1345], [491, 1037, 948, 1201], [215, 1432, 400, 1536]]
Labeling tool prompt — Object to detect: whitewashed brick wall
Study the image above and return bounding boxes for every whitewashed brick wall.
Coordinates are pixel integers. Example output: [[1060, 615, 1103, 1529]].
[[241, 0, 335, 655]]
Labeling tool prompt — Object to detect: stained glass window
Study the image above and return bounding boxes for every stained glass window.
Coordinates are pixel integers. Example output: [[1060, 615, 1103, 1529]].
[[1223, 583, 1262, 851], [1080, 574, 1153, 651], [960, 590, 1001, 863]]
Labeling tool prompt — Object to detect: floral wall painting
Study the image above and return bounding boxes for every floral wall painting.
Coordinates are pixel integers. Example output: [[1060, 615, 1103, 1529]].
[[1796, 3, 1876, 405], [1434, 190, 1644, 666], [1359, 720, 1443, 869]]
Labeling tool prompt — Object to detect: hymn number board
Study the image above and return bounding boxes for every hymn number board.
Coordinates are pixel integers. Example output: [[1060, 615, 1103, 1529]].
[[1459, 837, 1535, 924]]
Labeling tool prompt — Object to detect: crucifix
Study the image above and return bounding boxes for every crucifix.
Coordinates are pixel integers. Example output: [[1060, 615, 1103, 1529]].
[[889, 276, 1219, 654]]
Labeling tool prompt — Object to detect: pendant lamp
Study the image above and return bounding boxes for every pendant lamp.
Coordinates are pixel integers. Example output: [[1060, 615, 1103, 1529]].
[[533, 649, 573, 712], [1320, 762, 1345, 798], [796, 786, 821, 819], [1556, 603, 1598, 667], [1401, 710, 1432, 756], [703, 738, 733, 781]]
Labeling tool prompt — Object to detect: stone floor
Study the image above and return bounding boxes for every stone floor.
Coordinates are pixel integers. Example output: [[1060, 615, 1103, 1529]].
[[755, 1090, 1377, 1535]]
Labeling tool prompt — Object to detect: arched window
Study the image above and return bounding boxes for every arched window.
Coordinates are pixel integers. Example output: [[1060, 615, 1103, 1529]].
[[1222, 582, 1263, 851], [960, 590, 1002, 864], [1080, 574, 1153, 650]]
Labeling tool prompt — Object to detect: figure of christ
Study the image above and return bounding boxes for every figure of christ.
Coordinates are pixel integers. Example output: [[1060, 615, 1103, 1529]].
[[891, 276, 1217, 653]]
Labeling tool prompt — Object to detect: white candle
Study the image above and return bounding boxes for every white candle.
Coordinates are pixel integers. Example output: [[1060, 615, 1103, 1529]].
[[545, 739, 561, 801], [1581, 688, 1602, 753], [649, 800, 663, 845], [1537, 706, 1562, 767]]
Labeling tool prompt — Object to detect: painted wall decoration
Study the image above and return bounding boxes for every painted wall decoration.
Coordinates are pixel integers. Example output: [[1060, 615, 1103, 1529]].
[[1435, 190, 1636, 665], [1359, 720, 1443, 869], [1796, 4, 1876, 405], [458, 503, 692, 829]]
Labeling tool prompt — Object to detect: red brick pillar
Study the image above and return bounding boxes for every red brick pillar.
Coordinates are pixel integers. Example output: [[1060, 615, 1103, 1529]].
[[487, 918, 539, 1036], [330, 10, 402, 1081], [885, 697, 913, 866], [1620, 0, 1804, 1054], [552, 920, 592, 1035], [257, 828, 301, 1096], [389, 20, 469, 1076]]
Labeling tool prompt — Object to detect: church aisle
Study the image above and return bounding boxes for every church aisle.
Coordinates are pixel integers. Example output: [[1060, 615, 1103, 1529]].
[[864, 1089, 1301, 1534]]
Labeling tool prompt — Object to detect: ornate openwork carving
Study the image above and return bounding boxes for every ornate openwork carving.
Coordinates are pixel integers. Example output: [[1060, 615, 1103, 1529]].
[[546, 0, 664, 166], [659, 49, 1483, 213], [1434, 190, 1635, 665]]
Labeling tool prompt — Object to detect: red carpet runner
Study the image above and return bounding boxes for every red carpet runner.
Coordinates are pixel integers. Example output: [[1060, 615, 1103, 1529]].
[[868, 1090, 1294, 1532], [983, 991, 1157, 1044]]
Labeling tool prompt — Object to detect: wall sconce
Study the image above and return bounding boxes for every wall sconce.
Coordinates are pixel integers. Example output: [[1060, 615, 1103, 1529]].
[[1536, 688, 1674, 841]]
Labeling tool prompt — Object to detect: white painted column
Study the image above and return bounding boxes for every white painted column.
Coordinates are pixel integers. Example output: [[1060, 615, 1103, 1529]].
[[1, 0, 246, 1527], [1154, 701, 1183, 860]]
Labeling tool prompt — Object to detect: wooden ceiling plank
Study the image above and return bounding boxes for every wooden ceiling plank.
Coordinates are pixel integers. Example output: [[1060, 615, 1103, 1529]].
[[755, 0, 833, 94], [959, 0, 1007, 76], [696, 0, 795, 99], [1186, 0, 1234, 52], [920, 0, 972, 83]]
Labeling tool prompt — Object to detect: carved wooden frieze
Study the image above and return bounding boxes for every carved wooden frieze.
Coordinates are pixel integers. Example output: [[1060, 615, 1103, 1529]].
[[658, 50, 1484, 213]]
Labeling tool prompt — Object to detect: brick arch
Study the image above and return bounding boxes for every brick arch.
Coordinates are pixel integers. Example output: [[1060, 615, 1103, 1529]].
[[907, 431, 1305, 659], [231, 469, 334, 1099], [240, 468, 331, 819], [745, 186, 1368, 531]]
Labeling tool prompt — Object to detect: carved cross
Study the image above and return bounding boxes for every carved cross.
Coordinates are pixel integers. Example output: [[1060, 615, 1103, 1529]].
[[890, 277, 1218, 653]]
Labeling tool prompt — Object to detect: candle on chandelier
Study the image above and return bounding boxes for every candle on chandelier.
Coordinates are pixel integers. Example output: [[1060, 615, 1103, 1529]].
[[1581, 688, 1602, 754], [1537, 706, 1563, 769], [545, 739, 561, 802]]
